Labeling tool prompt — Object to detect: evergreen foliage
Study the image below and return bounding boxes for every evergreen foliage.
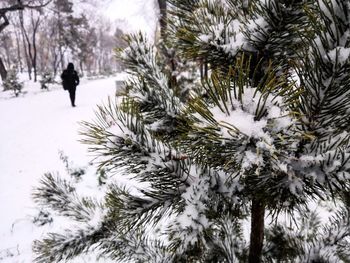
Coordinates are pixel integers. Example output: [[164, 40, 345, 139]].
[[2, 69, 22, 96], [39, 70, 54, 90], [33, 0, 350, 262]]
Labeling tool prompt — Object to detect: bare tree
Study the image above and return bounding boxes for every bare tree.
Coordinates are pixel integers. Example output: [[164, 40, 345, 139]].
[[19, 8, 43, 81], [0, 0, 51, 81], [13, 20, 24, 72], [1, 0, 119, 82]]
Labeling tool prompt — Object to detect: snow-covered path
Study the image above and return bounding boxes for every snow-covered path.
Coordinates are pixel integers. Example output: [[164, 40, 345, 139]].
[[0, 77, 118, 262]]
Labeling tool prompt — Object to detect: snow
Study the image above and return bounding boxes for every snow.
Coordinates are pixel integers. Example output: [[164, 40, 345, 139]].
[[0, 76, 118, 262], [204, 87, 291, 141], [327, 46, 350, 65], [173, 175, 210, 247], [241, 150, 263, 170], [195, 9, 246, 56]]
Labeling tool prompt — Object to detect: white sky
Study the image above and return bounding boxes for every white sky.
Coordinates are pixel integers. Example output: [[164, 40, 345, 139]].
[[103, 0, 158, 37]]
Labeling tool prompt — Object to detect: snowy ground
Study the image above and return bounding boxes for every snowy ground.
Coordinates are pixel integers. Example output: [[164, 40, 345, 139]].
[[0, 74, 338, 263], [0, 76, 122, 262]]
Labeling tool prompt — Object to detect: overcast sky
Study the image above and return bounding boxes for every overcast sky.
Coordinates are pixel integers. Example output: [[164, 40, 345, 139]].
[[103, 0, 158, 37]]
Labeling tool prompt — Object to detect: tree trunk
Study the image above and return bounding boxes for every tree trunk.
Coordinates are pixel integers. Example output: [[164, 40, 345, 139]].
[[31, 12, 40, 82], [52, 50, 59, 77], [57, 11, 65, 70], [0, 13, 10, 33], [3, 36, 11, 68], [33, 41, 37, 82], [14, 28, 23, 72], [248, 197, 265, 263], [0, 57, 7, 81], [79, 60, 84, 76], [157, 0, 167, 40], [19, 11, 32, 80], [21, 30, 32, 80]]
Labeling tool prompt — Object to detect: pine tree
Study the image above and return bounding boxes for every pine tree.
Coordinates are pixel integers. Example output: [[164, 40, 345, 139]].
[[33, 1, 350, 262], [39, 70, 53, 89], [2, 69, 22, 96]]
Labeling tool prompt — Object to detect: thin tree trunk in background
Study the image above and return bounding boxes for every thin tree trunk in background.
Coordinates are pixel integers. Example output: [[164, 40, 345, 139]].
[[79, 60, 84, 75], [157, 0, 167, 40], [4, 37, 11, 68], [156, 0, 177, 89], [32, 31, 38, 82], [20, 10, 41, 82], [31, 11, 41, 82], [0, 14, 9, 80], [19, 11, 32, 80], [248, 197, 265, 263], [0, 57, 7, 81], [57, 11, 65, 70], [21, 29, 32, 80], [59, 45, 64, 70], [0, 13, 10, 33], [14, 28, 23, 72], [52, 50, 60, 77], [0, 0, 55, 79]]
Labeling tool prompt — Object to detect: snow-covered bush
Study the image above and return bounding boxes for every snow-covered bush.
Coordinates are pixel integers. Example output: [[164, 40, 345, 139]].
[[2, 70, 23, 97], [39, 71, 54, 90]]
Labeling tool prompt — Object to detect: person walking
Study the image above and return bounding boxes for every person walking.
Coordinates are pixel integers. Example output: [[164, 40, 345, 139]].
[[61, 63, 80, 107]]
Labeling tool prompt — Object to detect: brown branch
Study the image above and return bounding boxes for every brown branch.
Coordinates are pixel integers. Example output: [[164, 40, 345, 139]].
[[0, 13, 10, 32], [0, 0, 52, 15], [0, 0, 52, 33], [0, 5, 24, 14], [21, 0, 53, 9]]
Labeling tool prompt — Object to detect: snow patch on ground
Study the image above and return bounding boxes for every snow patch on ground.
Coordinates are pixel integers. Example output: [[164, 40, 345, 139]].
[[0, 76, 119, 262]]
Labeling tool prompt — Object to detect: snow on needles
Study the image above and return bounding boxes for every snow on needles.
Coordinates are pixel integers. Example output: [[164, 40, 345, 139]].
[[327, 46, 350, 65], [209, 87, 292, 141]]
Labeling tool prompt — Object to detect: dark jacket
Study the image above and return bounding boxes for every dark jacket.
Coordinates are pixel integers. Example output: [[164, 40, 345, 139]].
[[61, 63, 79, 90]]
